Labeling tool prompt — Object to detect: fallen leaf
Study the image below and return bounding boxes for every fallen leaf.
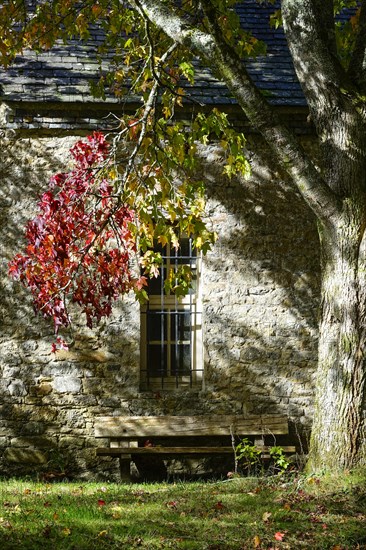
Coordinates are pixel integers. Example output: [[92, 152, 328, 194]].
[[262, 511, 272, 522], [0, 518, 12, 529], [283, 502, 291, 511], [215, 501, 224, 510], [62, 527, 71, 536], [274, 532, 285, 541], [98, 499, 106, 506], [98, 530, 108, 537], [253, 534, 261, 547]]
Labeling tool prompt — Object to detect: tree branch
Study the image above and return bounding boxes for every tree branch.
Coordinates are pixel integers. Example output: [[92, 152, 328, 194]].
[[132, 0, 341, 224], [281, 0, 348, 119], [312, 0, 337, 57]]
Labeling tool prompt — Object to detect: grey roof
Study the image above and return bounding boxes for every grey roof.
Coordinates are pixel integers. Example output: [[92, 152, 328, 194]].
[[0, 0, 308, 110]]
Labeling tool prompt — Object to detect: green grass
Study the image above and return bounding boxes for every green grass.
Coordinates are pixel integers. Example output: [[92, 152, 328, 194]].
[[0, 471, 365, 549]]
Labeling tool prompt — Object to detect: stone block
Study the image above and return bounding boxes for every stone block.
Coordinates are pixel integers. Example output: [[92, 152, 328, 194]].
[[10, 436, 51, 448], [8, 380, 28, 397], [30, 382, 53, 396], [21, 422, 46, 435], [53, 377, 81, 394], [4, 448, 47, 464], [59, 436, 85, 448]]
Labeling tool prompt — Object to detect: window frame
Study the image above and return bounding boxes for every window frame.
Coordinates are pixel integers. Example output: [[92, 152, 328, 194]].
[[140, 238, 203, 391]]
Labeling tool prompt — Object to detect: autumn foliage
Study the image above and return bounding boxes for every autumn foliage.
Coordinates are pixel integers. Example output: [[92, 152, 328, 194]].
[[9, 132, 145, 350]]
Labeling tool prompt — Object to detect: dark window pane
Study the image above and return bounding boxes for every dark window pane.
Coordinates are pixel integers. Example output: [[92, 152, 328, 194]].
[[147, 345, 167, 377], [173, 238, 195, 264], [171, 344, 191, 375], [171, 311, 191, 341], [147, 311, 167, 341], [147, 266, 165, 295]]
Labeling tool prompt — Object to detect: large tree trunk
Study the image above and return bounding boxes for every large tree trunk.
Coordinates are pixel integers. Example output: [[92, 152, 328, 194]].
[[308, 208, 366, 470]]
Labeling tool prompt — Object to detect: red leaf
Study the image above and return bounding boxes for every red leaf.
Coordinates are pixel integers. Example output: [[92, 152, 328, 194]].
[[215, 501, 224, 510], [274, 532, 285, 541], [8, 132, 141, 350], [98, 499, 106, 506]]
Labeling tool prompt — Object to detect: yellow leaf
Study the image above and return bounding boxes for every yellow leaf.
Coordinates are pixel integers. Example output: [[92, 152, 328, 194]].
[[157, 235, 168, 247], [98, 530, 108, 537], [195, 236, 202, 249], [62, 528, 71, 536], [262, 511, 272, 522], [253, 534, 261, 548], [163, 106, 171, 119]]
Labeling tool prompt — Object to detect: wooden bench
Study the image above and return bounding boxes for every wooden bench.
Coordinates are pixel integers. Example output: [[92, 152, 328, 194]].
[[95, 415, 295, 480]]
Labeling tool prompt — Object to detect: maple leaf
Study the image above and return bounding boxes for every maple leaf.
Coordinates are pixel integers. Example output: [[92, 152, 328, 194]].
[[274, 532, 285, 541]]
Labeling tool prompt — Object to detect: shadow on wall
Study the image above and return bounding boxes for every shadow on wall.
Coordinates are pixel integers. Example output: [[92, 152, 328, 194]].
[[197, 139, 320, 437]]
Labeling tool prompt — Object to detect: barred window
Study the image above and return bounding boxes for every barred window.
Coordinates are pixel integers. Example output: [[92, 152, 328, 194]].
[[140, 238, 202, 390]]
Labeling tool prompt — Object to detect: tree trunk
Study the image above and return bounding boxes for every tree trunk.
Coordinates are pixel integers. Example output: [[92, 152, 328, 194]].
[[308, 209, 366, 470]]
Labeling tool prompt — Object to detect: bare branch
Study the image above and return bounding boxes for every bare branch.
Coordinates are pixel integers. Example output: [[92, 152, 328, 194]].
[[113, 41, 179, 197]]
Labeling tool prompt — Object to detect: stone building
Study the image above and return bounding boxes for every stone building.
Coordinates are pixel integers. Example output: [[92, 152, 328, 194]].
[[0, 2, 319, 479]]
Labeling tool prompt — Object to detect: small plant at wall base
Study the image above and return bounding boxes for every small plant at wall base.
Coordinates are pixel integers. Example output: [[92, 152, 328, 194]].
[[234, 439, 291, 476], [269, 446, 290, 474], [235, 438, 263, 476]]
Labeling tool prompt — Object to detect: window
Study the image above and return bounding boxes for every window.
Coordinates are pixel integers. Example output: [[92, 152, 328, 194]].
[[140, 238, 202, 390]]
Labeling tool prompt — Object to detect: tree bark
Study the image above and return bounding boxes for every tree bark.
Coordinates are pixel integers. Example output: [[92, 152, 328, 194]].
[[282, 0, 366, 469], [308, 209, 366, 470]]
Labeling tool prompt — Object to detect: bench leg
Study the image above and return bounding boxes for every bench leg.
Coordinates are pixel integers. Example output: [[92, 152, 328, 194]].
[[119, 458, 132, 482]]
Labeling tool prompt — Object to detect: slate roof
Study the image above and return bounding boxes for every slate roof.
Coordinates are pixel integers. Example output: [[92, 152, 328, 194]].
[[0, 0, 307, 112]]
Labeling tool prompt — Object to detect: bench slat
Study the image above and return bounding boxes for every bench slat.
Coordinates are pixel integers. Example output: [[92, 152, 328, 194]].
[[95, 415, 289, 438], [96, 445, 296, 456]]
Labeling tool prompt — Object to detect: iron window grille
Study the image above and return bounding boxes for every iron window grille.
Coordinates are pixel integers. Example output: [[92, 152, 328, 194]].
[[140, 237, 203, 390]]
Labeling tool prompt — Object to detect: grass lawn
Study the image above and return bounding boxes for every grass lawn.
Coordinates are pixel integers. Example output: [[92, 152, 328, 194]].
[[0, 471, 365, 549]]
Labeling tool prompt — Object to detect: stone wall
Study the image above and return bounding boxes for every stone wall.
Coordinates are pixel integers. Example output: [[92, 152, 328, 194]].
[[0, 130, 320, 479]]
